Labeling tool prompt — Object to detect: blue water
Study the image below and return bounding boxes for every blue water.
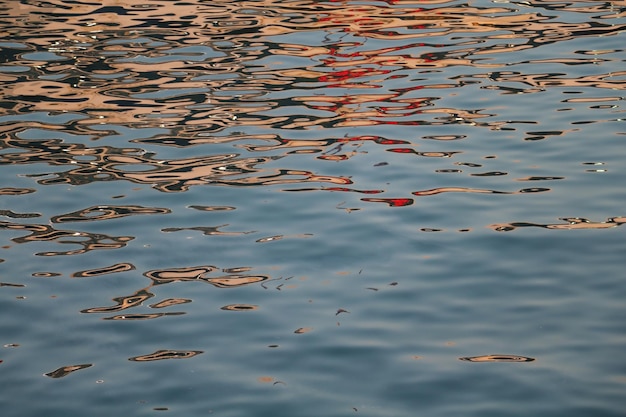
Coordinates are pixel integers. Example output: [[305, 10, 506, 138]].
[[1, 1, 625, 416]]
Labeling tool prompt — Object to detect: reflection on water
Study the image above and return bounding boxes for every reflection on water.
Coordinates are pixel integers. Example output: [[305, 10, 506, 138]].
[[1, 0, 625, 416], [490, 216, 626, 231], [45, 363, 93, 379], [71, 262, 136, 278], [0, 220, 134, 256], [51, 205, 171, 222], [459, 354, 535, 363], [128, 350, 204, 362], [221, 304, 259, 311]]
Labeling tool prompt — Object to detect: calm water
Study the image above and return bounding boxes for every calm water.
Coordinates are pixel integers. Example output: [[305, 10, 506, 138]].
[[1, 0, 625, 416]]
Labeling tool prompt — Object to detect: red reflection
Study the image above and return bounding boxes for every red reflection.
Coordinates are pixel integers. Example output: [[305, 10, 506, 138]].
[[361, 198, 414, 207], [325, 187, 384, 194], [318, 68, 391, 84]]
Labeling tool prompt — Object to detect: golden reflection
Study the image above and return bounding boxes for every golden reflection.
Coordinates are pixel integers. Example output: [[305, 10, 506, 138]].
[[459, 354, 535, 363], [129, 350, 203, 362], [412, 187, 550, 196], [0, 221, 134, 256], [144, 265, 269, 287], [81, 288, 154, 314], [221, 304, 259, 311], [77, 264, 271, 318], [0, 0, 621, 133], [206, 275, 268, 288], [0, 210, 40, 219], [294, 327, 313, 334], [0, 188, 36, 196], [0, 2, 620, 395], [489, 217, 626, 232], [0, 130, 352, 191], [72, 263, 135, 278], [188, 205, 236, 212], [45, 363, 93, 378], [144, 266, 218, 284], [412, 187, 510, 196], [149, 298, 192, 309], [103, 312, 185, 321], [32, 272, 62, 278], [0, 282, 25, 288], [255, 233, 313, 243], [0, 0, 622, 196], [162, 225, 256, 236], [51, 205, 171, 223], [465, 71, 626, 90]]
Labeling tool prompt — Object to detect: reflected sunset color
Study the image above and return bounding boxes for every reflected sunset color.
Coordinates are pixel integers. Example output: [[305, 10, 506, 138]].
[[0, 1, 624, 416]]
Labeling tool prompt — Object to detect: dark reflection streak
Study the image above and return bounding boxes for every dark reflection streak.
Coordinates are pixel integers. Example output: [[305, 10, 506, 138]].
[[80, 288, 154, 313], [188, 205, 236, 212], [103, 312, 185, 320], [516, 176, 564, 181], [52, 205, 171, 223], [459, 354, 535, 363], [490, 217, 626, 232], [0, 282, 26, 288], [150, 298, 192, 308], [0, 210, 41, 219], [144, 266, 216, 284], [0, 221, 133, 256], [129, 350, 203, 362], [0, 2, 618, 136], [0, 0, 620, 195], [143, 265, 269, 288], [221, 304, 258, 311], [45, 364, 93, 378], [1, 133, 358, 191], [161, 225, 255, 236], [0, 188, 36, 195], [72, 262, 135, 278]]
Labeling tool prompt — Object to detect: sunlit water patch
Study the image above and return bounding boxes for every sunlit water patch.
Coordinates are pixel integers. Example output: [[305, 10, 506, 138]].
[[1, 1, 625, 416]]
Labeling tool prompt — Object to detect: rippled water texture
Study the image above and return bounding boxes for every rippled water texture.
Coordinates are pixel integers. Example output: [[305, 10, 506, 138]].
[[1, 1, 625, 416]]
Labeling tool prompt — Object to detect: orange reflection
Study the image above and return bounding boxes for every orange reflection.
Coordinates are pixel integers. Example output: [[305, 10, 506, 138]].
[[221, 304, 259, 311], [72, 263, 135, 278], [45, 364, 93, 378], [0, 0, 620, 132], [489, 217, 626, 232], [51, 205, 171, 223], [459, 354, 535, 363], [129, 350, 203, 362], [81, 288, 154, 314], [0, 221, 134, 256]]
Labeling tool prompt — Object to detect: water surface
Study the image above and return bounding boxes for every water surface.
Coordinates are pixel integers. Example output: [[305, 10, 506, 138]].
[[1, 1, 625, 416]]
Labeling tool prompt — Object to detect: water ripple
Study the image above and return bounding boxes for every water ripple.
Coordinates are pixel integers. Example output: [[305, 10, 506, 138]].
[[0, 1, 624, 416]]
